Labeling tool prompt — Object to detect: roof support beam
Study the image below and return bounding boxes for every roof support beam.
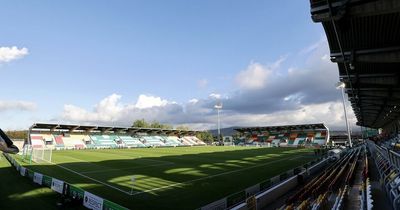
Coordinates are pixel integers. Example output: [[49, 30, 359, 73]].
[[331, 46, 400, 63]]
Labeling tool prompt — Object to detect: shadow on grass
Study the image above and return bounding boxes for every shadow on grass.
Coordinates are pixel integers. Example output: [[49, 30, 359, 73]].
[[0, 156, 86, 210], [14, 147, 316, 210]]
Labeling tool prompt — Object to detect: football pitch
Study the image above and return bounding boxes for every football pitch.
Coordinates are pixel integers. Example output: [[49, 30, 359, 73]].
[[18, 146, 317, 209]]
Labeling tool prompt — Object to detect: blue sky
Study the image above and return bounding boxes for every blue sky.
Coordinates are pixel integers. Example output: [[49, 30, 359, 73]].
[[0, 1, 356, 130]]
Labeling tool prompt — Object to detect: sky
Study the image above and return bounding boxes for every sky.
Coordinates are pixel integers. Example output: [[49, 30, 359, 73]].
[[0, 0, 358, 131]]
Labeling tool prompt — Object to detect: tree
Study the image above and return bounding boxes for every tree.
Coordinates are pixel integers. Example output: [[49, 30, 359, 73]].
[[132, 119, 173, 129], [132, 119, 150, 128], [5, 130, 28, 140], [176, 125, 189, 131], [196, 131, 213, 143], [150, 121, 162, 128], [149, 121, 173, 129], [161, 124, 173, 130]]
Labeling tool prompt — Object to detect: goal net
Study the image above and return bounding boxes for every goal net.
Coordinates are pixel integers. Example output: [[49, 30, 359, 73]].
[[32, 147, 52, 163], [22, 144, 32, 162], [23, 145, 52, 163]]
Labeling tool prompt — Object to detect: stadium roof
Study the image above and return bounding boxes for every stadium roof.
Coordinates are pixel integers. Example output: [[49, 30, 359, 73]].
[[234, 123, 328, 133], [310, 0, 400, 129], [29, 123, 199, 135]]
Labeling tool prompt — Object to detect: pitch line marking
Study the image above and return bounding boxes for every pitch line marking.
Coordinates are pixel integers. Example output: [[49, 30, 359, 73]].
[[50, 162, 132, 195], [130, 153, 306, 195], [50, 152, 308, 196]]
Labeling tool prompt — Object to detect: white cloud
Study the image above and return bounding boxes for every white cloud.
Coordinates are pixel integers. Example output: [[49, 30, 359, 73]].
[[62, 94, 124, 122], [0, 100, 36, 112], [189, 98, 199, 104], [59, 93, 356, 131], [235, 62, 271, 90], [62, 94, 180, 125], [58, 38, 357, 131], [135, 94, 169, 109], [63, 104, 98, 122], [209, 93, 221, 99], [222, 101, 356, 131], [0, 46, 29, 63], [95, 94, 123, 115]]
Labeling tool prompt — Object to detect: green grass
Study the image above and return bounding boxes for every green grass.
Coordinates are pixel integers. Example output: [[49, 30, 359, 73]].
[[0, 155, 61, 210], [14, 146, 317, 210]]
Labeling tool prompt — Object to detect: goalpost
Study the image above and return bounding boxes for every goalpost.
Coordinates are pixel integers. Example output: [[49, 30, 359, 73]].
[[22, 145, 52, 164], [22, 145, 32, 163], [32, 147, 52, 163]]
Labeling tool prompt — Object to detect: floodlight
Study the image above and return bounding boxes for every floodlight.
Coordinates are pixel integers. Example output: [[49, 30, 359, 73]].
[[335, 82, 352, 148], [214, 103, 223, 109], [215, 103, 223, 143]]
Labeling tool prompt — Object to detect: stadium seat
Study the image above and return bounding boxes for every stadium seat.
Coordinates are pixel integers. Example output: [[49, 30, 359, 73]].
[[166, 136, 185, 146], [30, 134, 46, 148], [180, 137, 194, 146], [141, 136, 166, 147], [154, 136, 182, 147], [118, 135, 146, 148], [294, 137, 306, 145], [190, 136, 206, 145], [53, 134, 86, 149], [90, 135, 118, 148], [53, 135, 65, 148]]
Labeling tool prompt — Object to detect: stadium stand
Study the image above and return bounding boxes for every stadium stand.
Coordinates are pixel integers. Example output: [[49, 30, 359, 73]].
[[308, 0, 400, 208], [313, 131, 327, 145], [28, 123, 205, 150], [235, 123, 330, 147], [282, 146, 364, 209]]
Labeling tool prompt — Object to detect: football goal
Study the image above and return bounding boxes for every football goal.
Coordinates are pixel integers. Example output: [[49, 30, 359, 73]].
[[23, 145, 52, 163]]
